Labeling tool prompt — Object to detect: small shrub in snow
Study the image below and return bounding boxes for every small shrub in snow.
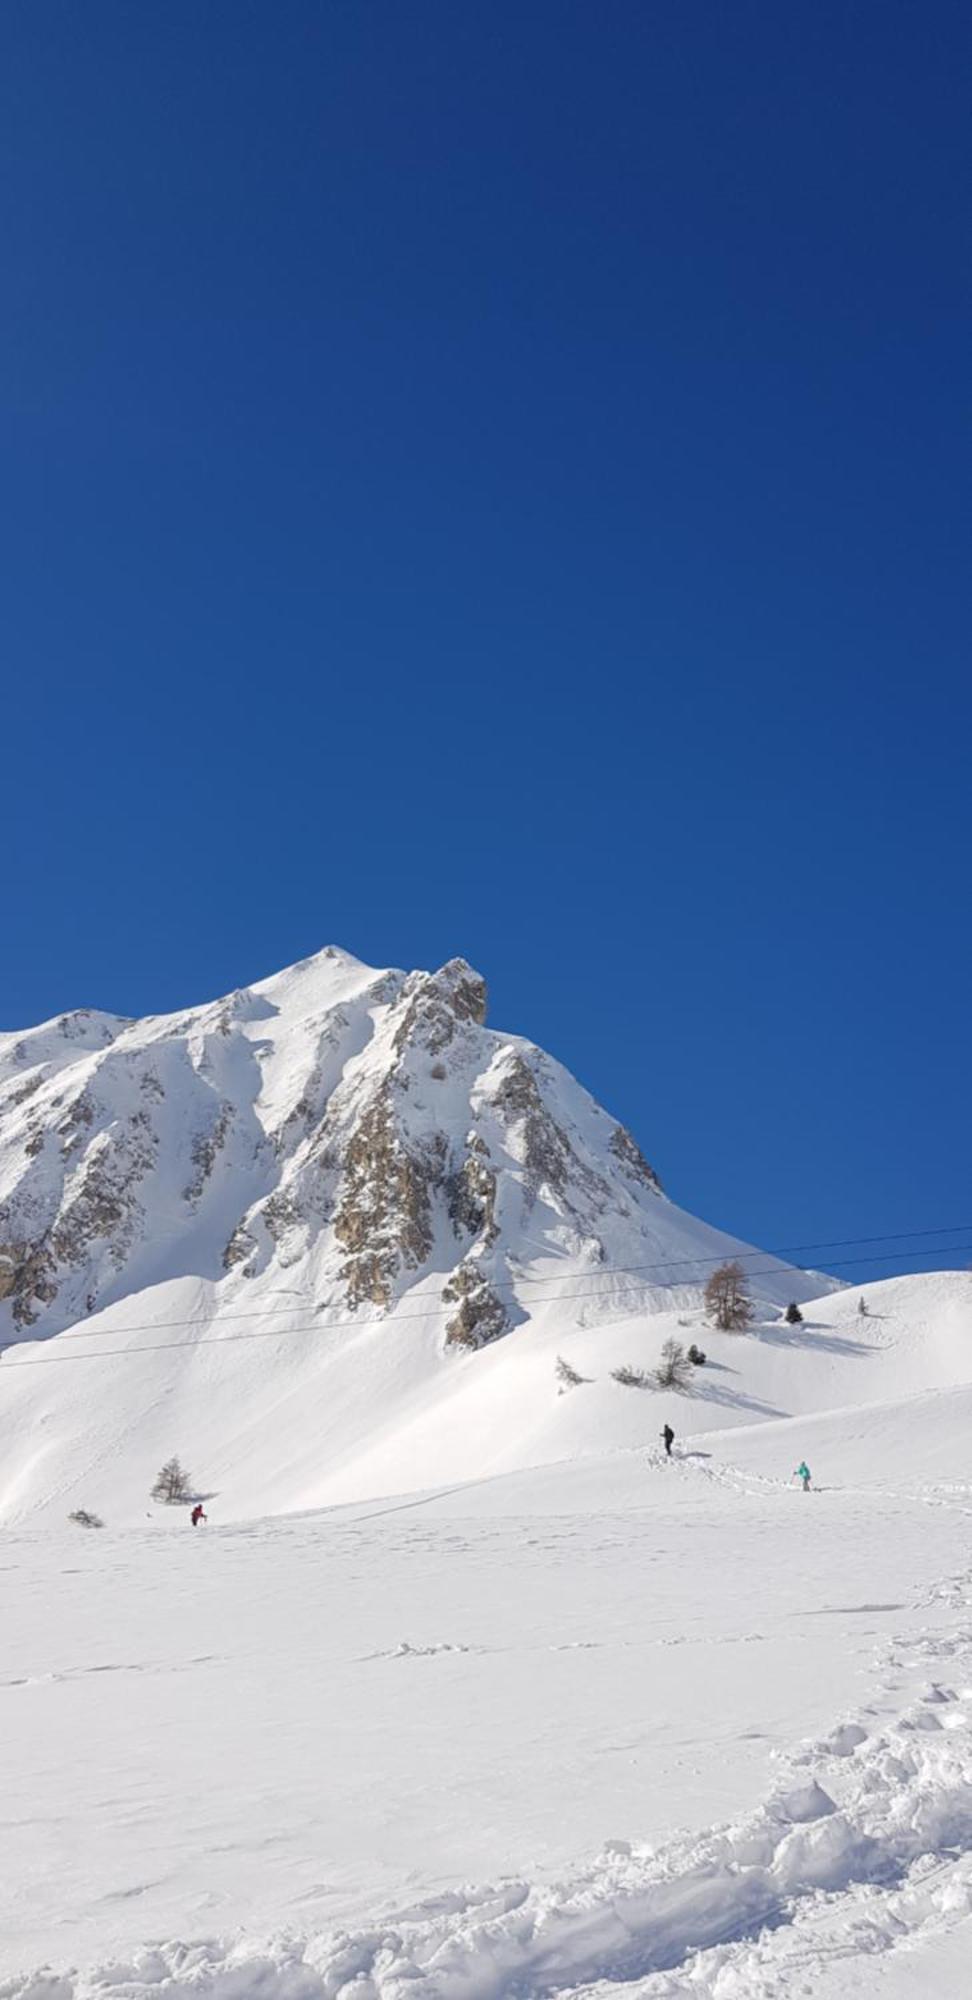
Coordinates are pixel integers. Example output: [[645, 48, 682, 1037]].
[[69, 1508, 104, 1529], [151, 1457, 194, 1505], [612, 1364, 654, 1389], [858, 1296, 869, 1317], [655, 1337, 692, 1389], [555, 1355, 587, 1392], [704, 1260, 753, 1332], [687, 1342, 706, 1366], [784, 1301, 804, 1325]]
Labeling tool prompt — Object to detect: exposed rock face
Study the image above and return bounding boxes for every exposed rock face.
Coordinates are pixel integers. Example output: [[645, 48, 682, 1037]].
[[222, 1225, 255, 1273], [392, 960, 488, 1058], [335, 1089, 438, 1308], [0, 1074, 159, 1326], [442, 1262, 508, 1349], [609, 1124, 662, 1193], [448, 1136, 499, 1246], [491, 1054, 573, 1203], [184, 1103, 234, 1207], [0, 946, 669, 1349], [0, 1241, 57, 1325]]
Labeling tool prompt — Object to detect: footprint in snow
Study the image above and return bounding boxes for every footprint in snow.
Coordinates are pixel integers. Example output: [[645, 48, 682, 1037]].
[[361, 1640, 482, 1662], [394, 1641, 472, 1659]]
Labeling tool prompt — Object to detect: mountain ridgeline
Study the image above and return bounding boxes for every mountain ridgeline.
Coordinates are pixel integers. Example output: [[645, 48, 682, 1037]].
[[0, 949, 689, 1351]]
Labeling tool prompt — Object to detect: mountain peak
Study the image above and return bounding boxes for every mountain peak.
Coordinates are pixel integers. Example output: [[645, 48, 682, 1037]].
[[0, 947, 816, 1356]]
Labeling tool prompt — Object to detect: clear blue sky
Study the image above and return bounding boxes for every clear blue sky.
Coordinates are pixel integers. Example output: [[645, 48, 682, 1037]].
[[2, 2, 969, 1278]]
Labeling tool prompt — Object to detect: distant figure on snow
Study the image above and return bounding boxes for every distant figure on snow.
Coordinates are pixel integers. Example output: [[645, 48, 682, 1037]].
[[190, 1503, 207, 1526], [661, 1424, 675, 1458], [794, 1462, 811, 1493]]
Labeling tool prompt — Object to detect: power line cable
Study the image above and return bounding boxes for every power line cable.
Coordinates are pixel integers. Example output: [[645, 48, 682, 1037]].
[[19, 1219, 972, 1346], [4, 1241, 970, 1370]]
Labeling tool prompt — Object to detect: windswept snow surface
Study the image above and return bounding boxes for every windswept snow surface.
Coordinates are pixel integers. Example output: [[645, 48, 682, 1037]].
[[5, 1342, 972, 1998]]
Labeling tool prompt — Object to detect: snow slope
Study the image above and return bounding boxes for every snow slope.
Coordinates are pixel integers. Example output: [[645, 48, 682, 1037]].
[[4, 1402, 972, 1997], [0, 1264, 966, 1527]]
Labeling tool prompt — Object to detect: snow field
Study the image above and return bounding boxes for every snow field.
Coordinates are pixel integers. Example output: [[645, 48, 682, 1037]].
[[3, 1272, 969, 1530], [4, 1403, 972, 1998]]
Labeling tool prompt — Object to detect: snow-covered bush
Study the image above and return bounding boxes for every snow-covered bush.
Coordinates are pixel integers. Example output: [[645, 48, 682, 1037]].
[[555, 1355, 586, 1392], [68, 1508, 104, 1529], [152, 1457, 194, 1505], [611, 1364, 654, 1389], [655, 1337, 692, 1389]]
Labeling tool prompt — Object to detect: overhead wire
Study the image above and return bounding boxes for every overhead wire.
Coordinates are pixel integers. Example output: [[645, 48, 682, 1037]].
[[3, 1237, 970, 1369], [10, 1218, 972, 1347]]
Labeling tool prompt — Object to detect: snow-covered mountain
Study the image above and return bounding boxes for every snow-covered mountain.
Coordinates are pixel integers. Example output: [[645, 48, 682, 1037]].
[[5, 953, 972, 2000], [0, 945, 820, 1349], [0, 946, 828, 1523]]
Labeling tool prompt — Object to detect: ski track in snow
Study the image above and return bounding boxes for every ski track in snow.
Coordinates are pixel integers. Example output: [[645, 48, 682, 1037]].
[[7, 1562, 972, 2000], [359, 1642, 484, 1663], [0, 1655, 223, 1691]]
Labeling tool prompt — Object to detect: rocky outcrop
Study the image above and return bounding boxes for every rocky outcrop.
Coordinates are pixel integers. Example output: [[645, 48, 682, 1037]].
[[442, 1262, 508, 1349], [330, 962, 490, 1308], [609, 1124, 662, 1193], [491, 1053, 573, 1202], [392, 959, 487, 1059], [0, 1240, 58, 1327], [222, 1225, 255, 1273], [334, 1090, 439, 1308], [448, 1135, 499, 1245], [184, 1102, 234, 1206]]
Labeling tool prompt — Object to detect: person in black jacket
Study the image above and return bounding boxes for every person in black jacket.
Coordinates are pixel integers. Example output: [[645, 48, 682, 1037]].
[[661, 1424, 675, 1457]]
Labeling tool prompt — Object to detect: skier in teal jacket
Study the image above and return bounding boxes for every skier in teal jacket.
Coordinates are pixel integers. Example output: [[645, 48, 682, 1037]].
[[794, 1461, 811, 1492]]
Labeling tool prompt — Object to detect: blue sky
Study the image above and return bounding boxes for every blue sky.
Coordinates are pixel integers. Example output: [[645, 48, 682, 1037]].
[[2, 2, 969, 1276]]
